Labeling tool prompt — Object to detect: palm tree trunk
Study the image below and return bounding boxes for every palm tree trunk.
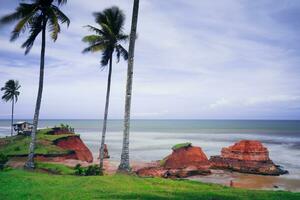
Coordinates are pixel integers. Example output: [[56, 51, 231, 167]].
[[25, 19, 46, 170], [11, 97, 14, 136], [99, 55, 113, 170], [118, 0, 140, 172]]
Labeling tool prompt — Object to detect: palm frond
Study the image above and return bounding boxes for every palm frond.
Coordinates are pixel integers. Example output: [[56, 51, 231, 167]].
[[82, 42, 107, 54], [47, 8, 60, 41], [0, 3, 37, 25], [10, 11, 37, 41], [51, 5, 70, 26], [54, 0, 68, 6], [21, 15, 43, 54], [117, 34, 129, 42], [84, 25, 105, 35], [101, 48, 112, 67], [115, 44, 128, 62], [82, 35, 106, 45]]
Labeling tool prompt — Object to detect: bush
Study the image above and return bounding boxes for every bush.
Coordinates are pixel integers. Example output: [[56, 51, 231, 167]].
[[0, 153, 8, 170], [74, 164, 84, 175], [172, 142, 192, 150], [14, 146, 21, 151], [86, 165, 101, 176], [74, 164, 102, 176]]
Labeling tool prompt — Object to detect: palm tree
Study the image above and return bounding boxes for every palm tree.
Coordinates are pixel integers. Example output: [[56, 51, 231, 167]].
[[118, 0, 140, 173], [1, 80, 21, 137], [82, 6, 128, 171], [0, 0, 70, 169]]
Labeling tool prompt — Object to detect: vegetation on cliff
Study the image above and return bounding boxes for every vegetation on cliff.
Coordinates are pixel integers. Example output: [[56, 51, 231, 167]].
[[0, 128, 76, 157], [172, 142, 192, 150]]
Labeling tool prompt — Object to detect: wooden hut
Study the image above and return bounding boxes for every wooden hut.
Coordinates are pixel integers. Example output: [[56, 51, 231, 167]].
[[13, 121, 33, 136]]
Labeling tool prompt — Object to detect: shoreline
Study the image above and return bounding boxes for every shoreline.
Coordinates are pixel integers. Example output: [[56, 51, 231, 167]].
[[188, 169, 300, 192]]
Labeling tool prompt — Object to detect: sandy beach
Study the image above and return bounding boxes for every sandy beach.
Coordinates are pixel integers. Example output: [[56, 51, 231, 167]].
[[189, 170, 300, 192]]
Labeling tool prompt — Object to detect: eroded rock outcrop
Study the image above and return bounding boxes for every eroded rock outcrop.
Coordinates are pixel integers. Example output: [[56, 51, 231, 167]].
[[210, 140, 288, 175], [136, 143, 211, 178], [99, 144, 110, 159], [54, 136, 93, 163]]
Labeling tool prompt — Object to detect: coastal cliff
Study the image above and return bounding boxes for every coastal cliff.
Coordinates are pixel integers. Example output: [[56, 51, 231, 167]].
[[0, 127, 93, 163], [53, 135, 93, 162]]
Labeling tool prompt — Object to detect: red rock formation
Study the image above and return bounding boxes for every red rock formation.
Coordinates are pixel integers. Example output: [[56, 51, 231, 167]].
[[98, 144, 110, 159], [55, 136, 93, 163], [210, 140, 288, 175], [35, 154, 77, 162], [137, 166, 167, 177], [221, 140, 270, 161], [136, 144, 211, 178], [164, 146, 210, 170]]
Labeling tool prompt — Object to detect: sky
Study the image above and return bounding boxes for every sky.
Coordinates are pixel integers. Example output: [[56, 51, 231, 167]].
[[0, 0, 300, 120]]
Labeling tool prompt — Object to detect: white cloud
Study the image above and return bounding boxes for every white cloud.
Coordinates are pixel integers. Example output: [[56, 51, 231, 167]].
[[0, 0, 299, 119]]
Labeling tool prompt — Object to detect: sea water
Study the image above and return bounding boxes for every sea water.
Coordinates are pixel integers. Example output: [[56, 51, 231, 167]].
[[0, 119, 300, 180]]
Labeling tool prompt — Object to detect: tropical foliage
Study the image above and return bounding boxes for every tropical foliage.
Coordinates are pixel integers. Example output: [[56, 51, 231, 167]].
[[1, 80, 21, 136]]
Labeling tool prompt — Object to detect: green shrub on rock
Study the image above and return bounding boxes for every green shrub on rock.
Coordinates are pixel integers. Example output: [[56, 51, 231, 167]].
[[172, 142, 192, 150]]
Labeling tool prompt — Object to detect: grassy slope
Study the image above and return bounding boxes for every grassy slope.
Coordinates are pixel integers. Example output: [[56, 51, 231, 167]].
[[0, 170, 299, 200], [35, 162, 75, 175], [0, 129, 75, 156]]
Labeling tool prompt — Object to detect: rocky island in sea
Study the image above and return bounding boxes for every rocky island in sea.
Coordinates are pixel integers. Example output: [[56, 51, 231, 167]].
[[135, 141, 288, 178], [210, 140, 288, 175], [136, 142, 211, 178]]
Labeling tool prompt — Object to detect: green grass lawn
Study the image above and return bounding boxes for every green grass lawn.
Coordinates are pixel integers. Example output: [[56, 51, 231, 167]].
[[0, 169, 299, 200], [0, 128, 75, 156]]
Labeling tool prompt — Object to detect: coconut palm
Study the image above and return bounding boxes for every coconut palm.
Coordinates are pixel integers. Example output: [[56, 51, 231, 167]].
[[1, 80, 21, 136], [0, 0, 70, 169], [82, 6, 128, 171], [118, 0, 140, 172]]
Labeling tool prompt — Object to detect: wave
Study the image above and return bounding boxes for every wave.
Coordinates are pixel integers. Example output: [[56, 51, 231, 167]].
[[0, 126, 11, 129]]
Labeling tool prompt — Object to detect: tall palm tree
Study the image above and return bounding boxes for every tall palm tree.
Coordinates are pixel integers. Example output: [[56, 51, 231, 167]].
[[1, 80, 21, 137], [0, 0, 70, 169], [118, 0, 140, 172], [82, 6, 128, 171]]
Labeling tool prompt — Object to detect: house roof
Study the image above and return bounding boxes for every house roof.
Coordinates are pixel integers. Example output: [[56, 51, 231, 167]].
[[13, 121, 33, 125]]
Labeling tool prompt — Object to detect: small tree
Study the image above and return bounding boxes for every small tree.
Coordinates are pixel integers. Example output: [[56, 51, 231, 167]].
[[82, 6, 128, 171], [1, 80, 21, 136]]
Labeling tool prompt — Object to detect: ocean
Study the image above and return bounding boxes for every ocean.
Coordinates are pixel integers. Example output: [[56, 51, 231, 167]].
[[1, 119, 300, 181]]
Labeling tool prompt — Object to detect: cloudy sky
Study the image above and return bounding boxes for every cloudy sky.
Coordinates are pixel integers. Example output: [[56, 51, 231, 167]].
[[0, 0, 299, 120]]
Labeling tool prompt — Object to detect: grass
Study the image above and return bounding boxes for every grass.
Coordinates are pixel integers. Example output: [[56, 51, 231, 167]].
[[0, 128, 75, 156], [172, 142, 192, 150], [0, 169, 299, 200], [35, 162, 75, 175]]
